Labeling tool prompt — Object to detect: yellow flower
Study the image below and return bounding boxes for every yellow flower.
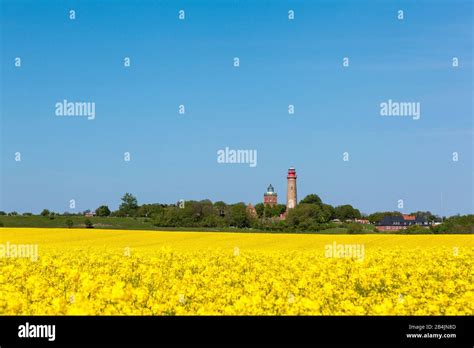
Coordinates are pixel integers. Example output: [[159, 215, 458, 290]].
[[0, 228, 472, 315]]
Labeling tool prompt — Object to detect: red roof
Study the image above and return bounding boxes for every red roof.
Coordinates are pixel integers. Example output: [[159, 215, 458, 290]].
[[402, 215, 416, 221]]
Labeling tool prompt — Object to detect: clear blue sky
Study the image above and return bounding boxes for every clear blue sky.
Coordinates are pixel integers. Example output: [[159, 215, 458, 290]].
[[1, 0, 472, 216]]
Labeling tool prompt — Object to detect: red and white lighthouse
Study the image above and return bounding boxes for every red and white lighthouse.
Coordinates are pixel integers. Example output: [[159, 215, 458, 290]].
[[286, 167, 297, 209]]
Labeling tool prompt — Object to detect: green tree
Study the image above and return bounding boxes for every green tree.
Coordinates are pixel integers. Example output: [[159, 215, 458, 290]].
[[286, 203, 331, 228], [430, 215, 473, 234], [65, 219, 74, 228], [229, 204, 250, 228], [199, 200, 215, 220], [264, 204, 286, 218], [119, 193, 138, 216], [334, 205, 361, 220], [201, 215, 218, 227], [254, 203, 264, 218], [155, 207, 182, 227], [137, 204, 163, 218], [95, 205, 111, 217], [367, 211, 402, 224], [84, 219, 94, 228], [321, 204, 335, 220], [264, 204, 276, 218], [213, 201, 227, 217], [180, 201, 202, 225], [286, 204, 314, 228], [409, 211, 440, 223], [40, 209, 50, 217], [272, 204, 287, 217], [300, 194, 322, 205]]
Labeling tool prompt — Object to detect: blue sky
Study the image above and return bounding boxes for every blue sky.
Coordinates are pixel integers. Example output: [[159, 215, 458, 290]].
[[1, 0, 472, 216]]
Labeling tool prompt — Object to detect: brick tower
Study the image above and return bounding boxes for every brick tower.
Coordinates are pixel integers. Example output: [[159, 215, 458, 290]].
[[263, 184, 278, 206], [286, 167, 297, 209]]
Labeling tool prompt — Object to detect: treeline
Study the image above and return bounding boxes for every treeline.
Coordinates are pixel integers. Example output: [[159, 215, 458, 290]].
[[366, 211, 443, 224], [0, 193, 364, 232], [430, 215, 474, 234], [1, 193, 471, 233], [112, 193, 367, 231]]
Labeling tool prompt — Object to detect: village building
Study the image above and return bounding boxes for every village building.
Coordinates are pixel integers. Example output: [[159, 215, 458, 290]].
[[376, 214, 428, 231], [246, 204, 257, 218], [263, 184, 278, 206]]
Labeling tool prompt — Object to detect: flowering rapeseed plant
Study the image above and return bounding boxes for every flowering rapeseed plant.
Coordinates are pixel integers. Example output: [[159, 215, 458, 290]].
[[0, 228, 472, 315]]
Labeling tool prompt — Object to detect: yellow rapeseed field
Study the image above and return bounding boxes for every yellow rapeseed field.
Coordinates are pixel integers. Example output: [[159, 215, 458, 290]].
[[0, 228, 472, 315]]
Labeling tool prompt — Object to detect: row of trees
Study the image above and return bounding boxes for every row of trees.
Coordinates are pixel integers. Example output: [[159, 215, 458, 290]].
[[2, 192, 465, 233], [366, 211, 442, 224], [0, 193, 445, 225], [110, 193, 365, 230]]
